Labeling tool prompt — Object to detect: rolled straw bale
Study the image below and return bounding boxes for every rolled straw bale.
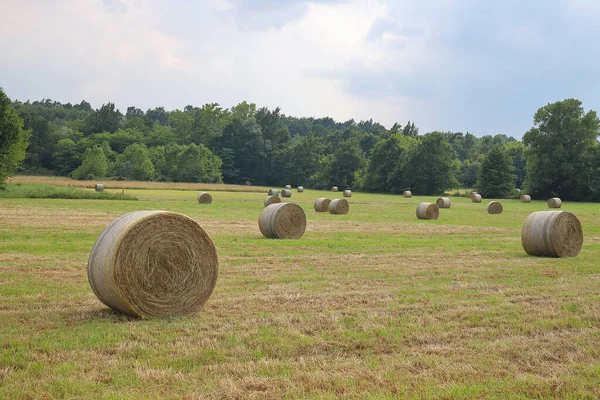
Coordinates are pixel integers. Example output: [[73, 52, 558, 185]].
[[343, 190, 352, 198], [416, 202, 439, 220], [259, 203, 306, 239], [284, 185, 291, 190], [403, 191, 412, 198], [264, 195, 281, 207], [471, 194, 482, 203], [197, 192, 212, 204], [297, 186, 304, 192], [521, 211, 583, 257], [331, 186, 339, 192], [87, 211, 218, 317], [436, 197, 451, 209], [245, 181, 252, 186], [95, 184, 104, 192], [487, 201, 503, 214], [281, 189, 292, 198], [520, 195, 531, 203], [328, 198, 349, 215], [470, 191, 478, 201], [548, 197, 562, 208], [268, 189, 279, 196], [314, 197, 331, 212]]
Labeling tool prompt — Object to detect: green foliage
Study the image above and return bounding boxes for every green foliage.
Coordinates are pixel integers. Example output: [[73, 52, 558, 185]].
[[171, 144, 222, 183], [476, 144, 516, 198], [71, 146, 108, 180], [458, 158, 481, 188], [81, 103, 122, 135], [0, 88, 31, 182], [362, 134, 416, 193], [114, 143, 155, 181], [52, 138, 81, 175], [505, 141, 526, 189], [0, 184, 136, 200]]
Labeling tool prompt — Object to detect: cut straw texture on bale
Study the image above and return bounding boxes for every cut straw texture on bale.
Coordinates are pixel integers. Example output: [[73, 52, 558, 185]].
[[297, 186, 304, 192], [259, 203, 306, 239], [436, 197, 451, 208], [314, 197, 331, 212], [197, 192, 212, 204], [281, 189, 292, 198], [328, 198, 349, 215], [520, 195, 531, 203], [88, 210, 218, 318], [95, 184, 104, 192], [331, 186, 338, 192], [548, 197, 562, 208], [521, 211, 583, 257], [343, 190, 352, 197], [264, 195, 281, 207], [416, 202, 439, 220], [284, 184, 291, 189], [403, 191, 412, 198], [268, 189, 279, 196], [471, 194, 482, 203], [487, 201, 503, 214]]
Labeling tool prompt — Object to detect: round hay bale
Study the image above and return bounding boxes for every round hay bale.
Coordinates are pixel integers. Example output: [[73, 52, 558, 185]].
[[297, 186, 304, 192], [520, 195, 531, 203], [328, 198, 349, 215], [331, 186, 338, 192], [416, 202, 439, 220], [284, 184, 291, 190], [436, 197, 451, 208], [471, 194, 482, 203], [95, 184, 104, 192], [281, 189, 292, 198], [314, 197, 331, 212], [258, 203, 306, 239], [487, 201, 503, 214], [470, 191, 478, 200], [521, 211, 583, 257], [343, 190, 352, 198], [548, 197, 562, 208], [264, 195, 281, 207], [245, 180, 252, 186], [268, 189, 279, 196], [197, 192, 212, 204], [403, 191, 412, 198], [87, 210, 218, 317]]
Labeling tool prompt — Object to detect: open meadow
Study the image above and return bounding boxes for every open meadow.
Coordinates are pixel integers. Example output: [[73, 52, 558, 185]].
[[1, 179, 600, 399]]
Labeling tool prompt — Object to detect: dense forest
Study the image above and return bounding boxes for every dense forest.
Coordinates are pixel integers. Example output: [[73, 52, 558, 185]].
[[3, 87, 600, 201]]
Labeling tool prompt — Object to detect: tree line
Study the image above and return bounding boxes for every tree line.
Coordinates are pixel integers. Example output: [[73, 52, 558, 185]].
[[2, 86, 599, 201]]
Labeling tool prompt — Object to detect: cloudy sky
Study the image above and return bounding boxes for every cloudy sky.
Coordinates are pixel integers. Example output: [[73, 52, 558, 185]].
[[1, 0, 599, 137]]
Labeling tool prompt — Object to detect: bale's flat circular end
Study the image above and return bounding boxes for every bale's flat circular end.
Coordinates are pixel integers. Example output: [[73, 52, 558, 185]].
[[328, 198, 349, 214], [521, 211, 583, 257], [520, 195, 531, 203], [487, 201, 503, 214], [403, 191, 412, 198], [436, 197, 451, 208], [331, 186, 339, 192], [281, 189, 292, 198], [343, 190, 352, 198], [197, 192, 212, 204], [416, 202, 439, 220], [297, 186, 304, 192], [88, 211, 218, 318], [259, 203, 306, 239], [548, 197, 562, 208], [314, 197, 331, 212], [264, 195, 281, 207]]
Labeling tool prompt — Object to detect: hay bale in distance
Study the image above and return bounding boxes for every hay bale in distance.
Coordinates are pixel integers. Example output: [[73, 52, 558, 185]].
[[436, 197, 451, 208], [403, 191, 412, 198], [471, 194, 482, 203], [284, 184, 291, 190], [314, 197, 331, 212], [197, 192, 212, 204], [416, 202, 439, 220], [343, 190, 352, 198], [331, 186, 339, 192], [487, 201, 503, 214], [259, 203, 306, 239], [281, 189, 292, 198], [95, 184, 104, 192], [520, 195, 531, 203], [470, 191, 479, 200], [328, 198, 349, 214], [268, 189, 279, 196], [264, 195, 281, 207], [297, 186, 304, 192], [548, 197, 562, 208], [521, 211, 583, 257], [87, 210, 218, 317], [245, 180, 252, 186]]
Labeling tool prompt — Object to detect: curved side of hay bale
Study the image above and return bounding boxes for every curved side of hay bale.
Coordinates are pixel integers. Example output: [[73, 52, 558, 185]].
[[258, 203, 306, 239], [471, 194, 482, 203], [328, 198, 349, 215], [95, 184, 104, 192], [197, 192, 212, 204], [297, 186, 304, 192], [416, 202, 439, 220], [548, 197, 562, 208], [281, 189, 292, 198], [264, 195, 281, 207], [87, 210, 218, 317], [470, 191, 478, 200], [487, 201, 503, 214], [331, 186, 339, 192], [268, 189, 279, 196], [403, 191, 412, 198], [343, 190, 352, 198], [314, 197, 331, 212], [284, 185, 291, 190], [521, 211, 583, 257], [436, 197, 451, 208], [520, 195, 531, 203]]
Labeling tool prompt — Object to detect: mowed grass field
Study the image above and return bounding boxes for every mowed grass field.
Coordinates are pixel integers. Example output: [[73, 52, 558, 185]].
[[1, 180, 600, 399]]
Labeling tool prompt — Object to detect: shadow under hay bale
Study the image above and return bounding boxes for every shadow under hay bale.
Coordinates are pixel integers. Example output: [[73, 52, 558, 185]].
[[259, 203, 306, 239], [548, 197, 562, 208], [314, 197, 331, 212], [521, 211, 583, 257], [416, 202, 439, 220], [343, 190, 352, 198], [328, 198, 349, 215], [436, 197, 451, 208], [487, 201, 503, 214], [88, 210, 218, 318], [197, 192, 212, 204], [264, 195, 281, 207]]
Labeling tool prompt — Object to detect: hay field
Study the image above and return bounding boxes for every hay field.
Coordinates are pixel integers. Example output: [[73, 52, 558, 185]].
[[1, 183, 600, 399]]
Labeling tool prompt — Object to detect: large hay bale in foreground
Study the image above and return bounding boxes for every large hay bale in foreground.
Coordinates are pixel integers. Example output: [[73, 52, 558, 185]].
[[403, 191, 411, 198], [297, 186, 304, 192], [521, 211, 583, 257], [548, 197, 562, 208], [328, 198, 349, 215], [331, 186, 338, 192], [259, 203, 306, 239], [416, 202, 439, 220], [95, 184, 104, 192], [343, 190, 352, 198], [487, 201, 503, 214], [471, 194, 482, 203], [520, 195, 531, 203], [281, 189, 292, 198], [264, 195, 281, 207], [197, 192, 212, 204], [436, 197, 451, 208], [88, 211, 218, 317], [284, 184, 291, 190], [268, 189, 279, 196], [314, 197, 331, 212]]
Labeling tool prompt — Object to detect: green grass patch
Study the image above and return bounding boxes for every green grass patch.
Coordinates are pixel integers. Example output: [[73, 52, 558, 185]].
[[0, 183, 136, 200]]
